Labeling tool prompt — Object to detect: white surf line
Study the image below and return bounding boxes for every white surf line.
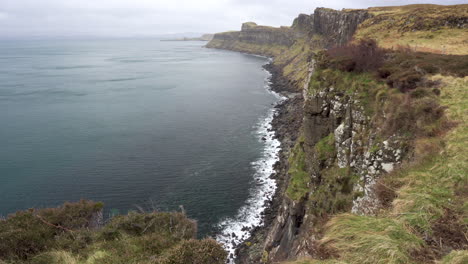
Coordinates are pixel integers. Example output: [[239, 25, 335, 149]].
[[216, 64, 286, 263]]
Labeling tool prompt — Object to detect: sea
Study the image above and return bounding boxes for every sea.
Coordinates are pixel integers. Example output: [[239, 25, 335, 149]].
[[0, 39, 283, 258]]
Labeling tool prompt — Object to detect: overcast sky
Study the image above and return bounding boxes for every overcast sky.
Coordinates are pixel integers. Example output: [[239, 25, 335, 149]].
[[0, 0, 465, 38]]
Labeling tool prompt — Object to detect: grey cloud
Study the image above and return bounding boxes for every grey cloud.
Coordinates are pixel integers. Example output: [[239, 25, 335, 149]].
[[0, 0, 466, 38]]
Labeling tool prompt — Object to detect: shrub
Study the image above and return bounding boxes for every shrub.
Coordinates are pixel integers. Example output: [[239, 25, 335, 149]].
[[380, 93, 446, 138], [0, 200, 102, 261], [159, 239, 227, 264], [326, 39, 386, 73], [103, 211, 197, 240]]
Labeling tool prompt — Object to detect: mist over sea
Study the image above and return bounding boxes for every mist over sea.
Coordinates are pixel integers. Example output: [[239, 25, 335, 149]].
[[0, 39, 280, 237]]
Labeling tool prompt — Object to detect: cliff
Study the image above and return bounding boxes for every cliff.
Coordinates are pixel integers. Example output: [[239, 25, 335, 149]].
[[206, 22, 296, 57], [208, 4, 468, 264], [207, 8, 370, 55]]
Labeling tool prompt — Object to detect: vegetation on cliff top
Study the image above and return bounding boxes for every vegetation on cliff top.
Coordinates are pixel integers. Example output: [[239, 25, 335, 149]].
[[356, 4, 468, 55], [0, 201, 226, 264]]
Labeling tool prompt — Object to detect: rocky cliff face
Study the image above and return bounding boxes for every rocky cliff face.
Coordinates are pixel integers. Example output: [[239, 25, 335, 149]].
[[239, 61, 406, 263], [207, 8, 370, 56], [291, 8, 371, 46], [311, 8, 371, 46]]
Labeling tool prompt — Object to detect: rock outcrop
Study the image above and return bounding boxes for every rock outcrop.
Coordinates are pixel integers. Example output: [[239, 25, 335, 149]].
[[311, 8, 371, 46]]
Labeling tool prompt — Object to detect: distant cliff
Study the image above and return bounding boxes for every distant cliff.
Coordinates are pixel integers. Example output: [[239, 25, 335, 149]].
[[207, 8, 370, 55], [206, 22, 296, 56]]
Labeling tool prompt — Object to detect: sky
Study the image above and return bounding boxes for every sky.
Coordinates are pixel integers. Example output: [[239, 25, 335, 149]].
[[0, 0, 466, 38]]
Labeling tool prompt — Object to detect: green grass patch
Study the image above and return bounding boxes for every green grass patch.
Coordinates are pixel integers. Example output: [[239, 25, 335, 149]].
[[315, 133, 335, 162], [286, 136, 310, 201], [309, 166, 359, 216], [308, 68, 387, 116]]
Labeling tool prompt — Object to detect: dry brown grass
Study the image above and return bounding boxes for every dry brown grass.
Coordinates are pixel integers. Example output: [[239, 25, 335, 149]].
[[355, 5, 468, 55]]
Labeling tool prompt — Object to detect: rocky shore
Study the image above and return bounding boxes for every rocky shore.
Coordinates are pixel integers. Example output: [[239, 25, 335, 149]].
[[235, 62, 303, 263]]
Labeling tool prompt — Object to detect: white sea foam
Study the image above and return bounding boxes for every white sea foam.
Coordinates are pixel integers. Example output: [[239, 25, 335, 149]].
[[216, 66, 286, 263]]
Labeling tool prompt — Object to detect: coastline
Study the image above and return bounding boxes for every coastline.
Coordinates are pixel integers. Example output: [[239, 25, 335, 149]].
[[235, 62, 303, 263], [213, 58, 303, 263]]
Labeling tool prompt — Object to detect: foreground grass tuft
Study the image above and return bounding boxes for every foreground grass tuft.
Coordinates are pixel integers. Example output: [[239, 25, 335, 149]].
[[322, 214, 423, 264]]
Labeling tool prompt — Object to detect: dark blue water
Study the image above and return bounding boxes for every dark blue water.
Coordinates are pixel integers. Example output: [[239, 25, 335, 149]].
[[0, 39, 278, 236]]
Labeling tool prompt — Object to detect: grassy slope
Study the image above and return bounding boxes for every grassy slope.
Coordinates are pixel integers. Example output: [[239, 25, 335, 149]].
[[284, 74, 468, 264], [355, 4, 468, 55]]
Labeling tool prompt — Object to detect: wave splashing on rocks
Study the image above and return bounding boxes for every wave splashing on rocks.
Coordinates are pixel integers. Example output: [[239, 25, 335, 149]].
[[216, 66, 286, 263]]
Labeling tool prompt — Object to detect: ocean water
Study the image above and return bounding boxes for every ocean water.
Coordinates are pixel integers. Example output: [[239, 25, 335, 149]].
[[0, 39, 281, 247]]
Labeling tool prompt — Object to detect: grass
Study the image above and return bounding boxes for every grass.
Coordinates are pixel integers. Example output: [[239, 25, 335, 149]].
[[356, 4, 468, 54], [308, 166, 359, 217], [283, 259, 346, 264], [314, 133, 335, 162], [286, 136, 310, 201], [308, 68, 387, 116], [391, 75, 468, 232], [321, 214, 423, 264], [437, 250, 468, 264], [274, 37, 325, 89]]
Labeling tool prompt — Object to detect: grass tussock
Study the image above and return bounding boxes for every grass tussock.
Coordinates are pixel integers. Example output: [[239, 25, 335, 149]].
[[321, 214, 423, 264]]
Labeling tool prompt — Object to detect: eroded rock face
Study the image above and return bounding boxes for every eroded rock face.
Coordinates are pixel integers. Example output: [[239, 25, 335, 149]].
[[312, 8, 371, 47], [254, 60, 408, 262], [291, 9, 371, 47]]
